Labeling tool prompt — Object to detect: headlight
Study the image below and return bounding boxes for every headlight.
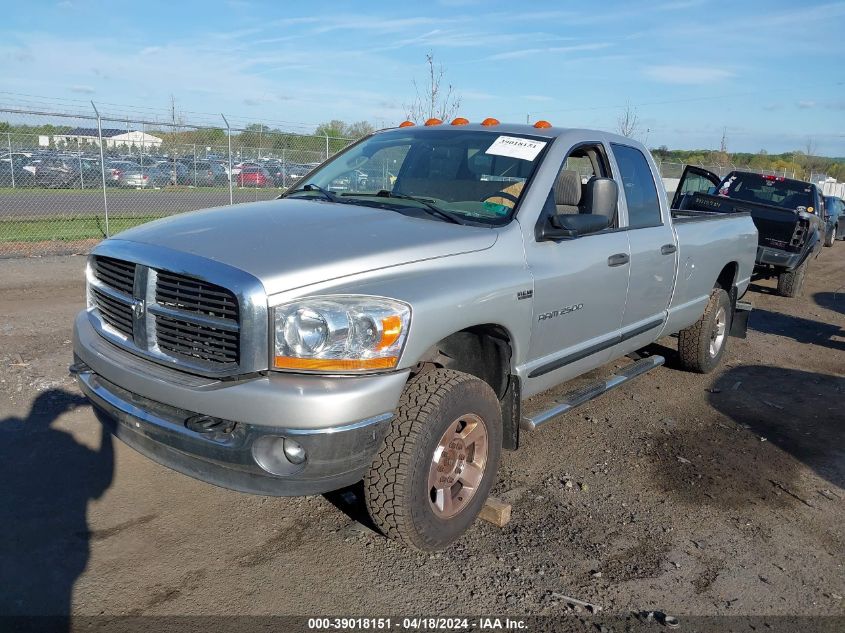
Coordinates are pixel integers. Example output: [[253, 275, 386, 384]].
[[272, 295, 411, 373]]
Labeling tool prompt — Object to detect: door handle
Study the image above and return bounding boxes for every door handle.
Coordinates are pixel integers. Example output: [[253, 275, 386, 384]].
[[660, 244, 677, 255], [607, 253, 630, 267]]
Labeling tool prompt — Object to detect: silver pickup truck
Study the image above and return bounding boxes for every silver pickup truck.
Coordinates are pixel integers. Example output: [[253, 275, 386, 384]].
[[72, 122, 757, 550]]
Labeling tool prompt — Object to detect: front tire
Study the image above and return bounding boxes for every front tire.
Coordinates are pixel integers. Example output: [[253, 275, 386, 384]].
[[678, 288, 732, 374], [777, 258, 808, 298], [364, 369, 502, 551], [824, 226, 835, 247]]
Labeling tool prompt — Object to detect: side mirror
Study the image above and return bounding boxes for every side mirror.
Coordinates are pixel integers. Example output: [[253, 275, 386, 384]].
[[540, 214, 610, 240]]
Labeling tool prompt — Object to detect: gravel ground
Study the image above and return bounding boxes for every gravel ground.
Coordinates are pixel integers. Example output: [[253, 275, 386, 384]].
[[0, 248, 842, 626]]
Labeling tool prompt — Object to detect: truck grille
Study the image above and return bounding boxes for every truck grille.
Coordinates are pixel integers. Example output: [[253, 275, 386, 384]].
[[94, 256, 136, 295], [89, 255, 241, 370], [154, 314, 240, 364], [155, 270, 239, 320], [90, 286, 134, 338]]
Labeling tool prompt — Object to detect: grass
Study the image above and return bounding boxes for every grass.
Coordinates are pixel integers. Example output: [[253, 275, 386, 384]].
[[0, 215, 163, 242]]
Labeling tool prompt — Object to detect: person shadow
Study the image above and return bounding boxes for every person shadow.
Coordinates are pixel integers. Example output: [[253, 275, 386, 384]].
[[0, 389, 113, 629]]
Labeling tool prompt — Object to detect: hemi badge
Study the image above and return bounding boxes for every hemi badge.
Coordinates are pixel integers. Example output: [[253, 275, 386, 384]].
[[517, 289, 533, 300]]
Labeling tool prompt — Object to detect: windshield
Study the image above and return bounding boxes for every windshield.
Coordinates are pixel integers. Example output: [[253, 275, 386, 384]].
[[287, 128, 550, 225], [718, 172, 814, 211]]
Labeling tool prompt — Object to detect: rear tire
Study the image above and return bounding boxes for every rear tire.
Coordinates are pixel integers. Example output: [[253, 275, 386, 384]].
[[824, 226, 835, 247], [776, 259, 808, 298], [364, 369, 502, 551], [678, 288, 732, 374]]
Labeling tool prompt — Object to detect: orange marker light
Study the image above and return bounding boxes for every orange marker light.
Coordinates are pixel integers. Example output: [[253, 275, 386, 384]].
[[378, 315, 403, 350], [398, 120, 415, 127], [273, 357, 397, 371], [481, 117, 500, 126], [533, 120, 552, 129], [451, 117, 470, 126], [424, 118, 443, 126]]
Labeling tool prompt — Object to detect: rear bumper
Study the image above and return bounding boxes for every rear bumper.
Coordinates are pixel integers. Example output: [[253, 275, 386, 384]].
[[755, 245, 802, 271]]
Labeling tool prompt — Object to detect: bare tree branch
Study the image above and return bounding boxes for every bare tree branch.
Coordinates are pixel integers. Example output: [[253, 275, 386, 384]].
[[404, 52, 462, 123], [616, 101, 639, 138]]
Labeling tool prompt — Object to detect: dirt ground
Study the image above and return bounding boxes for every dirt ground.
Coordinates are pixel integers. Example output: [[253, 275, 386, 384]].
[[0, 247, 842, 626]]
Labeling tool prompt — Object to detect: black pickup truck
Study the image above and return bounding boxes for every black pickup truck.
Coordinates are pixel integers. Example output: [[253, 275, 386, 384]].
[[672, 168, 823, 297]]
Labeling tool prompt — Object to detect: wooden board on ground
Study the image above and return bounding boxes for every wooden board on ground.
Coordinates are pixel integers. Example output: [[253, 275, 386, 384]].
[[479, 497, 511, 527]]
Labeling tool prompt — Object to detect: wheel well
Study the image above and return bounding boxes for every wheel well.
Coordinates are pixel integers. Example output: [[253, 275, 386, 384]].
[[425, 325, 512, 399], [716, 261, 738, 292]]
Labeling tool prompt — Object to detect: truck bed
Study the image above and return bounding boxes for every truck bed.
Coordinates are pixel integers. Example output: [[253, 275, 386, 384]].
[[676, 191, 805, 253]]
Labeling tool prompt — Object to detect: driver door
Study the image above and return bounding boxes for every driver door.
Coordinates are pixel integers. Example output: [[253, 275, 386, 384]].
[[671, 165, 721, 209]]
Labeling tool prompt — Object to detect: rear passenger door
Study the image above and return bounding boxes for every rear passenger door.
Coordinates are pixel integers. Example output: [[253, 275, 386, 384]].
[[611, 143, 676, 331]]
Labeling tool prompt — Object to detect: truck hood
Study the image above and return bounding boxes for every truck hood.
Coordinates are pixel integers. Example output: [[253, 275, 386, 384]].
[[112, 198, 498, 295]]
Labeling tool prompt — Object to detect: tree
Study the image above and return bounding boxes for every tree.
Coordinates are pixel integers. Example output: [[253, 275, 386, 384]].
[[616, 101, 639, 138], [315, 120, 374, 139], [404, 52, 462, 123]]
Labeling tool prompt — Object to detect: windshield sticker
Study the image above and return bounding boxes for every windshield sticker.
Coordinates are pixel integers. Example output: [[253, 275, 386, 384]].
[[486, 136, 547, 161]]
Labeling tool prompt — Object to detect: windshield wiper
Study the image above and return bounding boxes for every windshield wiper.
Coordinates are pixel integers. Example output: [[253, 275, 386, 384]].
[[285, 182, 340, 202], [344, 190, 465, 225]]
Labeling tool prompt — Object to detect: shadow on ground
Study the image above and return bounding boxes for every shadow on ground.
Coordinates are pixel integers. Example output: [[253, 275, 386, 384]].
[[749, 308, 845, 352], [814, 291, 845, 316], [0, 389, 113, 626], [709, 366, 845, 489]]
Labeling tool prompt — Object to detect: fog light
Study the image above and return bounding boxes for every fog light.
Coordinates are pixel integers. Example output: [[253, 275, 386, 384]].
[[283, 438, 306, 464], [252, 435, 307, 476]]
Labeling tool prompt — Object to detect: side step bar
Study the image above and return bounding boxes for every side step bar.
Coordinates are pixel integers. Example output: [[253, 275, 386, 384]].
[[521, 355, 665, 431]]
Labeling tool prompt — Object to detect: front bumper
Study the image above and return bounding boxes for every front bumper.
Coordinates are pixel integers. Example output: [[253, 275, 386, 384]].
[[755, 245, 802, 271], [73, 311, 408, 495]]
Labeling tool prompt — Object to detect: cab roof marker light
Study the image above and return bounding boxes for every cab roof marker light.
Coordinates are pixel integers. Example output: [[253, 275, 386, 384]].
[[450, 117, 469, 125], [480, 117, 500, 126], [424, 118, 443, 126], [533, 120, 552, 129], [398, 120, 415, 128]]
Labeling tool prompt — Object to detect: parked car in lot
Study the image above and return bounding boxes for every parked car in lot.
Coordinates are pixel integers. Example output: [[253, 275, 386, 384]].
[[0, 156, 36, 187], [673, 168, 823, 297], [823, 195, 843, 246], [34, 157, 101, 189], [73, 121, 757, 551], [237, 165, 273, 187], [119, 164, 169, 188], [156, 160, 190, 186], [188, 161, 228, 186], [106, 160, 141, 186]]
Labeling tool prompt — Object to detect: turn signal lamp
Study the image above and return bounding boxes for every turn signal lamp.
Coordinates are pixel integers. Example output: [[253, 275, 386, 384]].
[[480, 117, 500, 126]]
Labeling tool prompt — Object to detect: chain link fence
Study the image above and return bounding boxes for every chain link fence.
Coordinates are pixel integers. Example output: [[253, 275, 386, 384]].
[[2, 106, 843, 257], [0, 107, 355, 257]]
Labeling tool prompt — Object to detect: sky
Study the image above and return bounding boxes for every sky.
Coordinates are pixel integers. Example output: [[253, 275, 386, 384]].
[[1, 0, 844, 155]]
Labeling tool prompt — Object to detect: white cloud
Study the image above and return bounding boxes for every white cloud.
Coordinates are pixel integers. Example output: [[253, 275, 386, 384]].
[[643, 65, 735, 84], [486, 42, 611, 61], [797, 100, 816, 109], [69, 85, 94, 94]]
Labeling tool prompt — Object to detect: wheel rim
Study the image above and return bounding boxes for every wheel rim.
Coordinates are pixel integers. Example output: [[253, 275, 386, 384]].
[[709, 306, 727, 357], [428, 413, 488, 519]]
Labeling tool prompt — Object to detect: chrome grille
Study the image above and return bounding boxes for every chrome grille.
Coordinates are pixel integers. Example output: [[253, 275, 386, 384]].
[[93, 256, 136, 295], [90, 286, 134, 338], [154, 314, 240, 364], [155, 270, 238, 320], [89, 255, 242, 371]]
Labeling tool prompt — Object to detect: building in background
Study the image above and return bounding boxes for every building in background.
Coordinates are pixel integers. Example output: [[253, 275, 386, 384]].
[[53, 127, 163, 150]]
